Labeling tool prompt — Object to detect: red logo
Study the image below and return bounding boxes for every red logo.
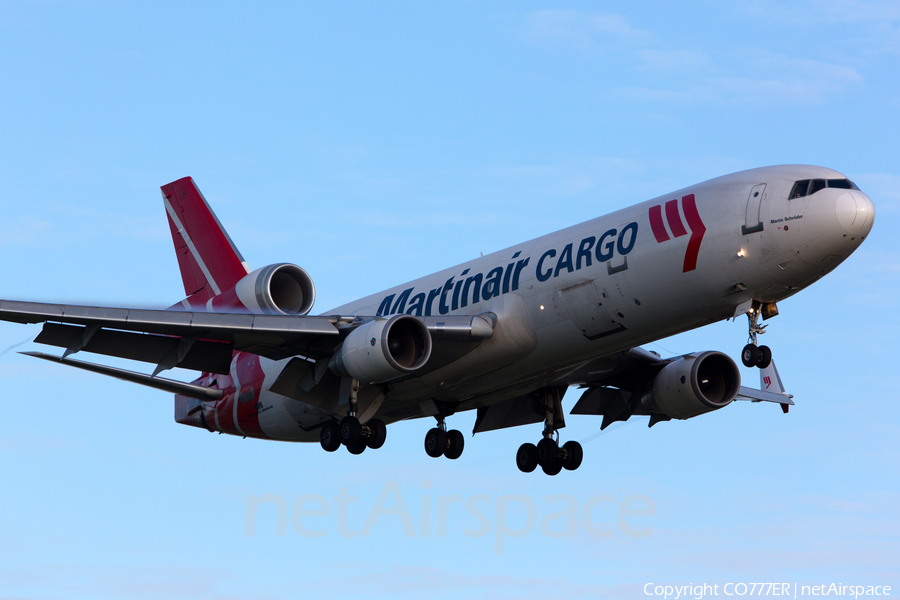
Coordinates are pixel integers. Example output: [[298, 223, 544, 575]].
[[763, 376, 772, 389], [648, 194, 706, 273]]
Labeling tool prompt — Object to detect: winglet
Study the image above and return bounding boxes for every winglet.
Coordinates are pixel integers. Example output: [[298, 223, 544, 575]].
[[760, 360, 791, 413], [161, 178, 251, 306], [735, 359, 793, 411], [760, 360, 787, 395]]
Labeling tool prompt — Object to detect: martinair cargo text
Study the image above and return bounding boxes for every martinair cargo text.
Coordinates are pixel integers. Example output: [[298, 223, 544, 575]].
[[0, 165, 874, 474]]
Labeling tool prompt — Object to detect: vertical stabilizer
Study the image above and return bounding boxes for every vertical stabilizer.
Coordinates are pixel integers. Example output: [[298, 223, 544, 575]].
[[161, 178, 251, 306]]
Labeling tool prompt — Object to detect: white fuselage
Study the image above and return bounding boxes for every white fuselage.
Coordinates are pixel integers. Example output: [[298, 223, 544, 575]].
[[243, 165, 873, 441]]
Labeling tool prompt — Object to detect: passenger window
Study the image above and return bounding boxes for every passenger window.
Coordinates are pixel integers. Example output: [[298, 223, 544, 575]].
[[789, 180, 809, 199], [827, 179, 852, 189], [809, 179, 826, 194]]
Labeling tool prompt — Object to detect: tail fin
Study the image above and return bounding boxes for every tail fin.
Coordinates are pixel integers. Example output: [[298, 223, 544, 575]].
[[161, 178, 251, 306]]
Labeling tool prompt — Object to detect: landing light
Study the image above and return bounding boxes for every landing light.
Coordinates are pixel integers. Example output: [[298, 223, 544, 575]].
[[737, 250, 745, 257], [539, 305, 545, 310]]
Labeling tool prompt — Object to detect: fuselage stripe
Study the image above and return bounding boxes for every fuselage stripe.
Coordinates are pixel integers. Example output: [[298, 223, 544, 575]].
[[665, 199, 688, 237], [681, 194, 706, 273], [649, 205, 670, 243]]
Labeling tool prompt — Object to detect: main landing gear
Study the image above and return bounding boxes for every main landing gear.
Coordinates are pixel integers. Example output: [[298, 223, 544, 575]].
[[319, 379, 387, 454], [741, 301, 775, 369], [424, 417, 465, 460], [516, 437, 583, 476], [516, 388, 583, 476]]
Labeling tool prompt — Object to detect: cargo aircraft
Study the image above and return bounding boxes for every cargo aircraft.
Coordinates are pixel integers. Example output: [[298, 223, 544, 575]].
[[0, 165, 875, 475]]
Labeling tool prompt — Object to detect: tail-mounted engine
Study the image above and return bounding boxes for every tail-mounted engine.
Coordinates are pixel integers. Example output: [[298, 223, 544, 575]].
[[641, 351, 741, 419], [329, 315, 432, 383], [208, 263, 315, 315]]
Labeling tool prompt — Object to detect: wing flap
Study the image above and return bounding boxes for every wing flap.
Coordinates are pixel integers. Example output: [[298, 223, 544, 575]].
[[0, 299, 340, 361], [34, 323, 235, 374]]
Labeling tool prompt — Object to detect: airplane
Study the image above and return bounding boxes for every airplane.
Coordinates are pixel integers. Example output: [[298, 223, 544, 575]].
[[0, 165, 875, 475]]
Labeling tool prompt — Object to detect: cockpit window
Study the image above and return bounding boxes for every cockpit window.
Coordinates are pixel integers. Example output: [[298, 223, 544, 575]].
[[789, 178, 860, 199], [790, 180, 809, 199], [809, 179, 826, 195], [827, 178, 859, 190]]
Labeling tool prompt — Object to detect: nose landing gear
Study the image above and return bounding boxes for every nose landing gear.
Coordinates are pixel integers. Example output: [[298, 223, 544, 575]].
[[741, 301, 775, 369]]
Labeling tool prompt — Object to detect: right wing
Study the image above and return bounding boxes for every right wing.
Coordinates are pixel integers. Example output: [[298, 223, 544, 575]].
[[0, 300, 494, 377], [0, 299, 341, 375]]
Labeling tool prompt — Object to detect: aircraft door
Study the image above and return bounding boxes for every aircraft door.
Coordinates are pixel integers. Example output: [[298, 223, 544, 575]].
[[559, 280, 626, 340], [741, 183, 767, 234]]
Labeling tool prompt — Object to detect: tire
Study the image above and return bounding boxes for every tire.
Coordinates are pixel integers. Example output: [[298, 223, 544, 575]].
[[756, 345, 772, 369], [445, 429, 464, 460], [347, 439, 367, 455], [542, 460, 562, 476], [562, 440, 583, 471], [516, 443, 538, 473], [741, 344, 759, 368], [536, 437, 560, 469], [320, 421, 340, 452], [366, 419, 387, 449], [339, 416, 361, 447], [424, 428, 447, 458]]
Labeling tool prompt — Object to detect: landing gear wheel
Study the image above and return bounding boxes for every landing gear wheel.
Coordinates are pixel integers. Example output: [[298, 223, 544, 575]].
[[562, 440, 583, 471], [444, 429, 464, 460], [756, 345, 772, 369], [320, 421, 340, 452], [424, 427, 447, 458], [741, 344, 759, 368], [516, 443, 538, 473], [347, 439, 367, 455], [366, 419, 386, 449], [542, 459, 563, 476], [339, 416, 361, 447], [536, 438, 560, 469]]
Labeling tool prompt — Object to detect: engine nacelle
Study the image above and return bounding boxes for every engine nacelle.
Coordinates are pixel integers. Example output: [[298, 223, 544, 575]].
[[641, 351, 741, 420], [329, 315, 432, 383], [208, 263, 315, 315]]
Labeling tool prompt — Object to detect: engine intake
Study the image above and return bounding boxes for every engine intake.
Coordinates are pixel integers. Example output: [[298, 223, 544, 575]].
[[208, 263, 315, 315], [641, 351, 741, 419], [329, 315, 433, 383]]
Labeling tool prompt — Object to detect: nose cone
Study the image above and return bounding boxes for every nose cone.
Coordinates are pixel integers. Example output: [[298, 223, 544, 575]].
[[835, 191, 875, 238]]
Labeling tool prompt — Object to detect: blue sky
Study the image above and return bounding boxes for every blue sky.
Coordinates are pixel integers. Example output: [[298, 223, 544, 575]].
[[1, 2, 898, 599]]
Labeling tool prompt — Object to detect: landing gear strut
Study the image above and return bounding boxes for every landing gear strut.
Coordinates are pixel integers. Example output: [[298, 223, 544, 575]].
[[741, 302, 773, 369], [516, 388, 583, 476], [320, 378, 387, 454]]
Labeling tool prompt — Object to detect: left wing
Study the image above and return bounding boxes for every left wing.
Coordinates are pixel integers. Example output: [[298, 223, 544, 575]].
[[474, 346, 793, 434]]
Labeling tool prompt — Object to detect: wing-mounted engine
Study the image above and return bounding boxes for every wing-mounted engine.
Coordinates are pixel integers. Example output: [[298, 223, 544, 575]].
[[207, 263, 316, 315], [640, 351, 741, 419], [572, 350, 741, 428], [328, 315, 433, 383]]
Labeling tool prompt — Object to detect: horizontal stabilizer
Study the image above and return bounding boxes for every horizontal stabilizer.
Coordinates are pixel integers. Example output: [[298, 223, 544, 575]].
[[21, 352, 223, 400]]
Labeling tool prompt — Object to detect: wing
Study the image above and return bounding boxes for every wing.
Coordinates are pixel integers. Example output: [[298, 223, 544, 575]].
[[0, 299, 340, 374], [0, 299, 493, 377], [473, 346, 793, 434]]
